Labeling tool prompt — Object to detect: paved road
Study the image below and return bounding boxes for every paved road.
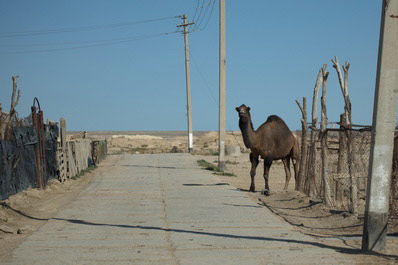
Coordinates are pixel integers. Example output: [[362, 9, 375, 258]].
[[5, 154, 355, 264]]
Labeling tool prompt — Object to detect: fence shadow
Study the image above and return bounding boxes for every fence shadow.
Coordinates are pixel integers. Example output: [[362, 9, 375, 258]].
[[47, 217, 398, 261], [4, 202, 398, 261]]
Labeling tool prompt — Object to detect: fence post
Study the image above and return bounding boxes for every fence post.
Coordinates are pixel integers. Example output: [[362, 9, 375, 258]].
[[308, 68, 322, 197], [295, 97, 308, 192], [332, 56, 357, 216], [320, 65, 333, 207], [59, 118, 68, 180], [31, 105, 44, 189], [336, 113, 347, 208]]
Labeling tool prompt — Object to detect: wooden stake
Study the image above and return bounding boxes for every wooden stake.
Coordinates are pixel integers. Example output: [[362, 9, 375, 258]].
[[308, 68, 323, 197], [332, 56, 357, 216], [320, 65, 333, 207], [295, 97, 308, 192]]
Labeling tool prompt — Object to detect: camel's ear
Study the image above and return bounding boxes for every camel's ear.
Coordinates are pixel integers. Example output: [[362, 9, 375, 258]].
[[247, 107, 250, 111], [235, 107, 239, 112]]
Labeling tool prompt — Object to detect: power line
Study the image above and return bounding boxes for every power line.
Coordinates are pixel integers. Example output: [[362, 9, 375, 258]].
[[192, 0, 205, 31], [0, 30, 180, 54], [197, 0, 216, 32], [189, 0, 201, 31], [193, 0, 212, 31], [191, 0, 216, 33], [0, 16, 181, 38], [0, 30, 182, 47], [188, 50, 217, 105], [189, 50, 242, 147]]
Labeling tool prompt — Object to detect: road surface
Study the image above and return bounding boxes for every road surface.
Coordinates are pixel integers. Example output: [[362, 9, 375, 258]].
[[5, 154, 362, 264]]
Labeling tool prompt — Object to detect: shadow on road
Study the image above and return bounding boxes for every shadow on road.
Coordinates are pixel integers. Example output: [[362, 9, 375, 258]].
[[4, 200, 398, 262], [48, 217, 398, 261]]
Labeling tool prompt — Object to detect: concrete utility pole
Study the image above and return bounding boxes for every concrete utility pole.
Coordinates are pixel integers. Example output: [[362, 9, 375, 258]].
[[177, 14, 194, 153], [218, 0, 226, 170], [362, 0, 398, 251]]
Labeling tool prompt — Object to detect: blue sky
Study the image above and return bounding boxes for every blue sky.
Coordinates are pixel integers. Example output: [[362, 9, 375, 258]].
[[0, 1, 382, 131]]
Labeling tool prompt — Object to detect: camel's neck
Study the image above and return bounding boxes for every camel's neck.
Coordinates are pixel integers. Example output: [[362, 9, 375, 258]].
[[239, 118, 257, 149]]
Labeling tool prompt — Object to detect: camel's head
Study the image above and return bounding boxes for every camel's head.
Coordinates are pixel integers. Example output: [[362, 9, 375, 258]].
[[235, 104, 251, 121]]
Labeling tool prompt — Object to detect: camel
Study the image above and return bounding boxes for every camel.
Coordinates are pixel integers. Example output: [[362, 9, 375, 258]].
[[235, 104, 299, 195]]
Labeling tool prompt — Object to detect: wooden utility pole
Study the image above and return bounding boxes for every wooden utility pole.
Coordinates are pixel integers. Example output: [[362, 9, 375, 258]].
[[362, 0, 398, 251], [177, 14, 194, 153], [218, 0, 226, 170]]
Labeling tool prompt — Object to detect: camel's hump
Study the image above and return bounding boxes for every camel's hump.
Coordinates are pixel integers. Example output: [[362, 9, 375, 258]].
[[265, 115, 284, 123]]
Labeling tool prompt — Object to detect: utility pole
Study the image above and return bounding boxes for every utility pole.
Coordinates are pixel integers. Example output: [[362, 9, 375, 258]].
[[362, 0, 398, 251], [177, 14, 194, 153], [218, 0, 226, 170]]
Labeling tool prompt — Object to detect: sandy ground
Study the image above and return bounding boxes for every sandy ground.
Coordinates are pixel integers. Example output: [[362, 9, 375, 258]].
[[194, 154, 398, 261], [1, 131, 398, 263]]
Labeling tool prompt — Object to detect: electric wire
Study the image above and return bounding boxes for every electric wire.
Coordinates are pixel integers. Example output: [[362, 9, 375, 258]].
[[0, 16, 181, 38], [189, 0, 201, 31], [189, 50, 217, 106], [191, 0, 205, 31], [191, 0, 216, 33], [194, 0, 212, 31], [0, 30, 180, 54], [189, 50, 242, 147], [0, 30, 181, 47], [197, 0, 216, 32]]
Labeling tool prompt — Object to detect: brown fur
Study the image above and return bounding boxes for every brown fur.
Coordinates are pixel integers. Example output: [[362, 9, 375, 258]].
[[235, 104, 299, 195]]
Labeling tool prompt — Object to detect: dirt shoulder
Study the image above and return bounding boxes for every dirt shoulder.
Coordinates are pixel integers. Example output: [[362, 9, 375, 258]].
[[195, 154, 398, 263], [0, 155, 121, 262]]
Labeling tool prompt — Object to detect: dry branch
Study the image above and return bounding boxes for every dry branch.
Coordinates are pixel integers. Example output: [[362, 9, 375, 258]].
[[11, 76, 20, 112], [331, 56, 345, 96], [311, 68, 323, 129], [332, 56, 352, 125], [0, 76, 21, 140]]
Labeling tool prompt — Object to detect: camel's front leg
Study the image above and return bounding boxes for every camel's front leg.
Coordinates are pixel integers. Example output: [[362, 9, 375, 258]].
[[282, 157, 292, 190], [249, 153, 259, 192], [262, 156, 273, 196]]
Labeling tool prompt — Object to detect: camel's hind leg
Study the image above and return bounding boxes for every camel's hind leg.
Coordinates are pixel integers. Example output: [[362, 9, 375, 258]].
[[261, 156, 273, 196], [249, 153, 259, 192], [292, 156, 299, 189], [291, 138, 300, 189], [282, 157, 292, 190]]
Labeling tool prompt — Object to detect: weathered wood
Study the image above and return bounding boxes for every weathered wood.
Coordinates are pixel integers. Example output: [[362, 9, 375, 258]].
[[320, 65, 333, 207], [336, 113, 347, 208], [332, 56, 357, 216], [10, 76, 20, 111], [58, 118, 67, 182], [295, 97, 308, 192], [311, 69, 322, 130], [332, 56, 352, 125], [346, 128, 358, 216], [0, 76, 21, 140], [308, 68, 323, 198]]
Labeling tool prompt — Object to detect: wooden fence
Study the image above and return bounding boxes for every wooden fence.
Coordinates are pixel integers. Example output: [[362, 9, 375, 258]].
[[295, 57, 371, 216], [1, 78, 107, 198], [57, 118, 107, 182]]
